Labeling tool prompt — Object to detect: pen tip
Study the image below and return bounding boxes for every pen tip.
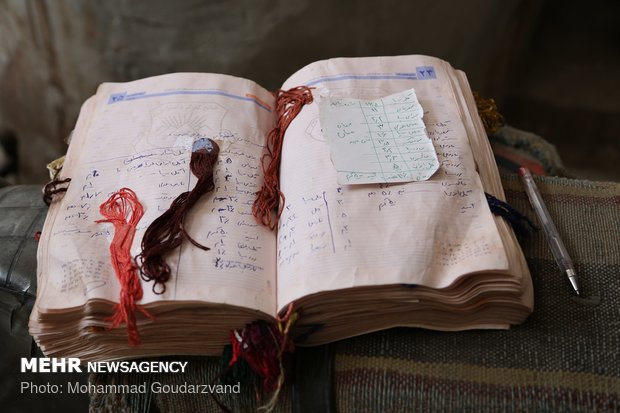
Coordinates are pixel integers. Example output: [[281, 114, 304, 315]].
[[566, 269, 580, 296], [517, 167, 527, 177]]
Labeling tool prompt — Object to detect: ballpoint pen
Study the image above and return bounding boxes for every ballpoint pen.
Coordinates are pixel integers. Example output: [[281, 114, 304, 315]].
[[518, 167, 581, 295]]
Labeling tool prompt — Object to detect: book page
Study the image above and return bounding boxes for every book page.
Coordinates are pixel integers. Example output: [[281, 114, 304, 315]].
[[36, 73, 278, 316], [276, 56, 509, 311]]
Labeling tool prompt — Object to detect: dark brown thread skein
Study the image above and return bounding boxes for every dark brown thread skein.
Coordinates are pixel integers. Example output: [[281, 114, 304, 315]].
[[43, 177, 71, 205], [136, 138, 219, 294]]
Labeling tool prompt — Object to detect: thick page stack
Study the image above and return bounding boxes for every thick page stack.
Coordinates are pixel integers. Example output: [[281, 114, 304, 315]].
[[30, 55, 533, 360]]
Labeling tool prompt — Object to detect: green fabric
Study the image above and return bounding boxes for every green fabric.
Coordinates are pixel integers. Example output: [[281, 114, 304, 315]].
[[490, 125, 570, 176]]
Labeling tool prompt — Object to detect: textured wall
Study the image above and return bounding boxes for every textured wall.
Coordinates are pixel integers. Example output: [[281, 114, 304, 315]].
[[0, 0, 542, 183]]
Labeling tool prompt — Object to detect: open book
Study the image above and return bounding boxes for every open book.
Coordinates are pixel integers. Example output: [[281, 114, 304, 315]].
[[31, 55, 533, 361]]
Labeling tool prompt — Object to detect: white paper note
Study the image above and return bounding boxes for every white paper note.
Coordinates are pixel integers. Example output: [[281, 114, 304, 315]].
[[319, 88, 440, 185]]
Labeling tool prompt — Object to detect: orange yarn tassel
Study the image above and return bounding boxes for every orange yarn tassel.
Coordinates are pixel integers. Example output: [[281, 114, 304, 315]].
[[253, 87, 314, 230], [97, 188, 152, 345]]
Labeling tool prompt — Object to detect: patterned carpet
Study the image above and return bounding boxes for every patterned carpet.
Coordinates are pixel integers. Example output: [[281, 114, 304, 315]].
[[332, 174, 620, 412]]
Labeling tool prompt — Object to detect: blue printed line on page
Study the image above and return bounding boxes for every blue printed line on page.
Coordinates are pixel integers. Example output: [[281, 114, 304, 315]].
[[107, 90, 272, 112], [305, 67, 436, 87]]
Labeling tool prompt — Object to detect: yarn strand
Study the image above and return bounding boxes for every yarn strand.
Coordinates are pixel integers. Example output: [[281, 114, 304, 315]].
[[485, 192, 536, 238], [222, 303, 298, 412], [137, 138, 219, 294], [42, 177, 71, 205], [253, 87, 314, 230], [96, 188, 152, 345]]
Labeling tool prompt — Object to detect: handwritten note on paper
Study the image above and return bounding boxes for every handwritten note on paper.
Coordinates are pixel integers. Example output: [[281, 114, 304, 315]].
[[319, 88, 440, 185]]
